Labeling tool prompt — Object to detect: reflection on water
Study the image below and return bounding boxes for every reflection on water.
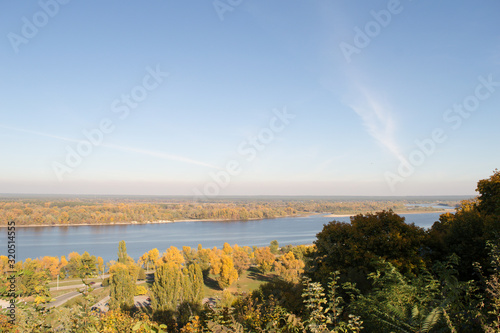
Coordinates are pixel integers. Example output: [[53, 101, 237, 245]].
[[9, 212, 444, 263]]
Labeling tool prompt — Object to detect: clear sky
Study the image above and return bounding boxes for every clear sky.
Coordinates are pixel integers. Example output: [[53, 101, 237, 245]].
[[1, 1, 499, 196]]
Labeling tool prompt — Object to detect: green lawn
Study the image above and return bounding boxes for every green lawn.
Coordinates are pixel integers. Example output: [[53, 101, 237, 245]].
[[50, 288, 80, 298], [203, 266, 275, 298]]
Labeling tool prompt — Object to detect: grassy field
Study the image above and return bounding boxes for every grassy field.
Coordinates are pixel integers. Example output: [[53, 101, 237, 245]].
[[203, 266, 275, 299], [50, 288, 80, 298]]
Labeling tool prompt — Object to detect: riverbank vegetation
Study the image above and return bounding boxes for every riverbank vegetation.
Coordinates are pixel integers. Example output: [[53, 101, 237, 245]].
[[0, 170, 498, 332], [0, 196, 464, 226]]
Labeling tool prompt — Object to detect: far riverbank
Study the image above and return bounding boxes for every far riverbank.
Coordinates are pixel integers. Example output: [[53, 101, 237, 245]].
[[1, 209, 454, 228], [0, 214, 308, 228], [324, 208, 455, 218]]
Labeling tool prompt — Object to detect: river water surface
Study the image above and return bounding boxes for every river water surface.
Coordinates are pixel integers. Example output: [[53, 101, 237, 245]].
[[12, 212, 445, 263]]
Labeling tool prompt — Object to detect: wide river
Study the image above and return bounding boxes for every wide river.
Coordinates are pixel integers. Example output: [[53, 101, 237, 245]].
[[10, 212, 445, 263]]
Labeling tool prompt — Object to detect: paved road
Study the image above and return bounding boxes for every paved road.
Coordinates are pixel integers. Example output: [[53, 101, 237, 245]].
[[50, 283, 87, 291], [47, 281, 147, 308], [46, 285, 105, 308], [92, 295, 151, 313]]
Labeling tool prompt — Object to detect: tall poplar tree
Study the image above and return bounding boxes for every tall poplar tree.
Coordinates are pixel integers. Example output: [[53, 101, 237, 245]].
[[151, 262, 183, 312], [108, 263, 137, 310], [118, 240, 128, 264], [183, 263, 204, 305]]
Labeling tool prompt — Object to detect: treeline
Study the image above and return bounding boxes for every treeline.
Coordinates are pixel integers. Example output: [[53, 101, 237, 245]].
[[0, 198, 460, 226], [0, 201, 297, 226], [0, 252, 106, 302]]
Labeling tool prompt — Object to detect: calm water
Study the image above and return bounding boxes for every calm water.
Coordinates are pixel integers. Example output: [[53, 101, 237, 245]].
[[8, 213, 444, 263]]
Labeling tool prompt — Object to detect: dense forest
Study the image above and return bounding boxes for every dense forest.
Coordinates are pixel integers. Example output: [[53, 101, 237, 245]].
[[1, 171, 498, 332], [0, 196, 463, 226]]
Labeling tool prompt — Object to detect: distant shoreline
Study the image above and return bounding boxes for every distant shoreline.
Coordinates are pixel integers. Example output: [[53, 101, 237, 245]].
[[0, 214, 305, 228], [0, 210, 454, 228], [324, 209, 455, 218]]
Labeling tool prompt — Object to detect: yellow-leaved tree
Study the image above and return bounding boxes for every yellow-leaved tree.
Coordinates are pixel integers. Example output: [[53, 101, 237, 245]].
[[162, 246, 185, 267], [274, 252, 305, 282]]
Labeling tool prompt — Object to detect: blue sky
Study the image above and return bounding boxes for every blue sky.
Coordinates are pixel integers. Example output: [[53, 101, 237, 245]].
[[0, 0, 499, 196]]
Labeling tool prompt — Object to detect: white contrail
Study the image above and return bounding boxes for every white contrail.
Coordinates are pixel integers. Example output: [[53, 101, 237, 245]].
[[102, 143, 222, 170], [344, 82, 404, 162], [0, 124, 221, 170]]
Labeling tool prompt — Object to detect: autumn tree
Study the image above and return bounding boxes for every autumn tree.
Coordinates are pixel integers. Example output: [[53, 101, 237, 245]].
[[254, 247, 275, 274], [140, 248, 160, 271], [274, 252, 305, 283], [162, 246, 185, 267], [97, 256, 105, 277], [59, 255, 68, 278], [218, 255, 238, 289], [209, 248, 224, 276], [222, 242, 233, 255], [40, 256, 60, 279], [233, 248, 251, 275], [183, 246, 197, 265]]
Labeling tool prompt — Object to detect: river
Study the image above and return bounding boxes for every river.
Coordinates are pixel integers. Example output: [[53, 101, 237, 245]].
[[11, 212, 445, 263]]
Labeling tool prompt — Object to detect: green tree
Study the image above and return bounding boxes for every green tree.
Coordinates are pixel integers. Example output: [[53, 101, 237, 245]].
[[183, 246, 197, 265], [270, 240, 279, 254], [311, 210, 426, 288], [477, 169, 500, 216], [427, 170, 500, 280], [183, 263, 204, 305], [197, 248, 212, 279], [118, 240, 129, 264], [151, 262, 183, 313], [108, 262, 138, 310], [138, 267, 147, 280], [78, 251, 98, 279], [302, 273, 363, 332]]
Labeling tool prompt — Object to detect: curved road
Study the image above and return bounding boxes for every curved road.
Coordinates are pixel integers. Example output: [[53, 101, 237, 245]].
[[46, 285, 105, 308], [47, 280, 148, 308]]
